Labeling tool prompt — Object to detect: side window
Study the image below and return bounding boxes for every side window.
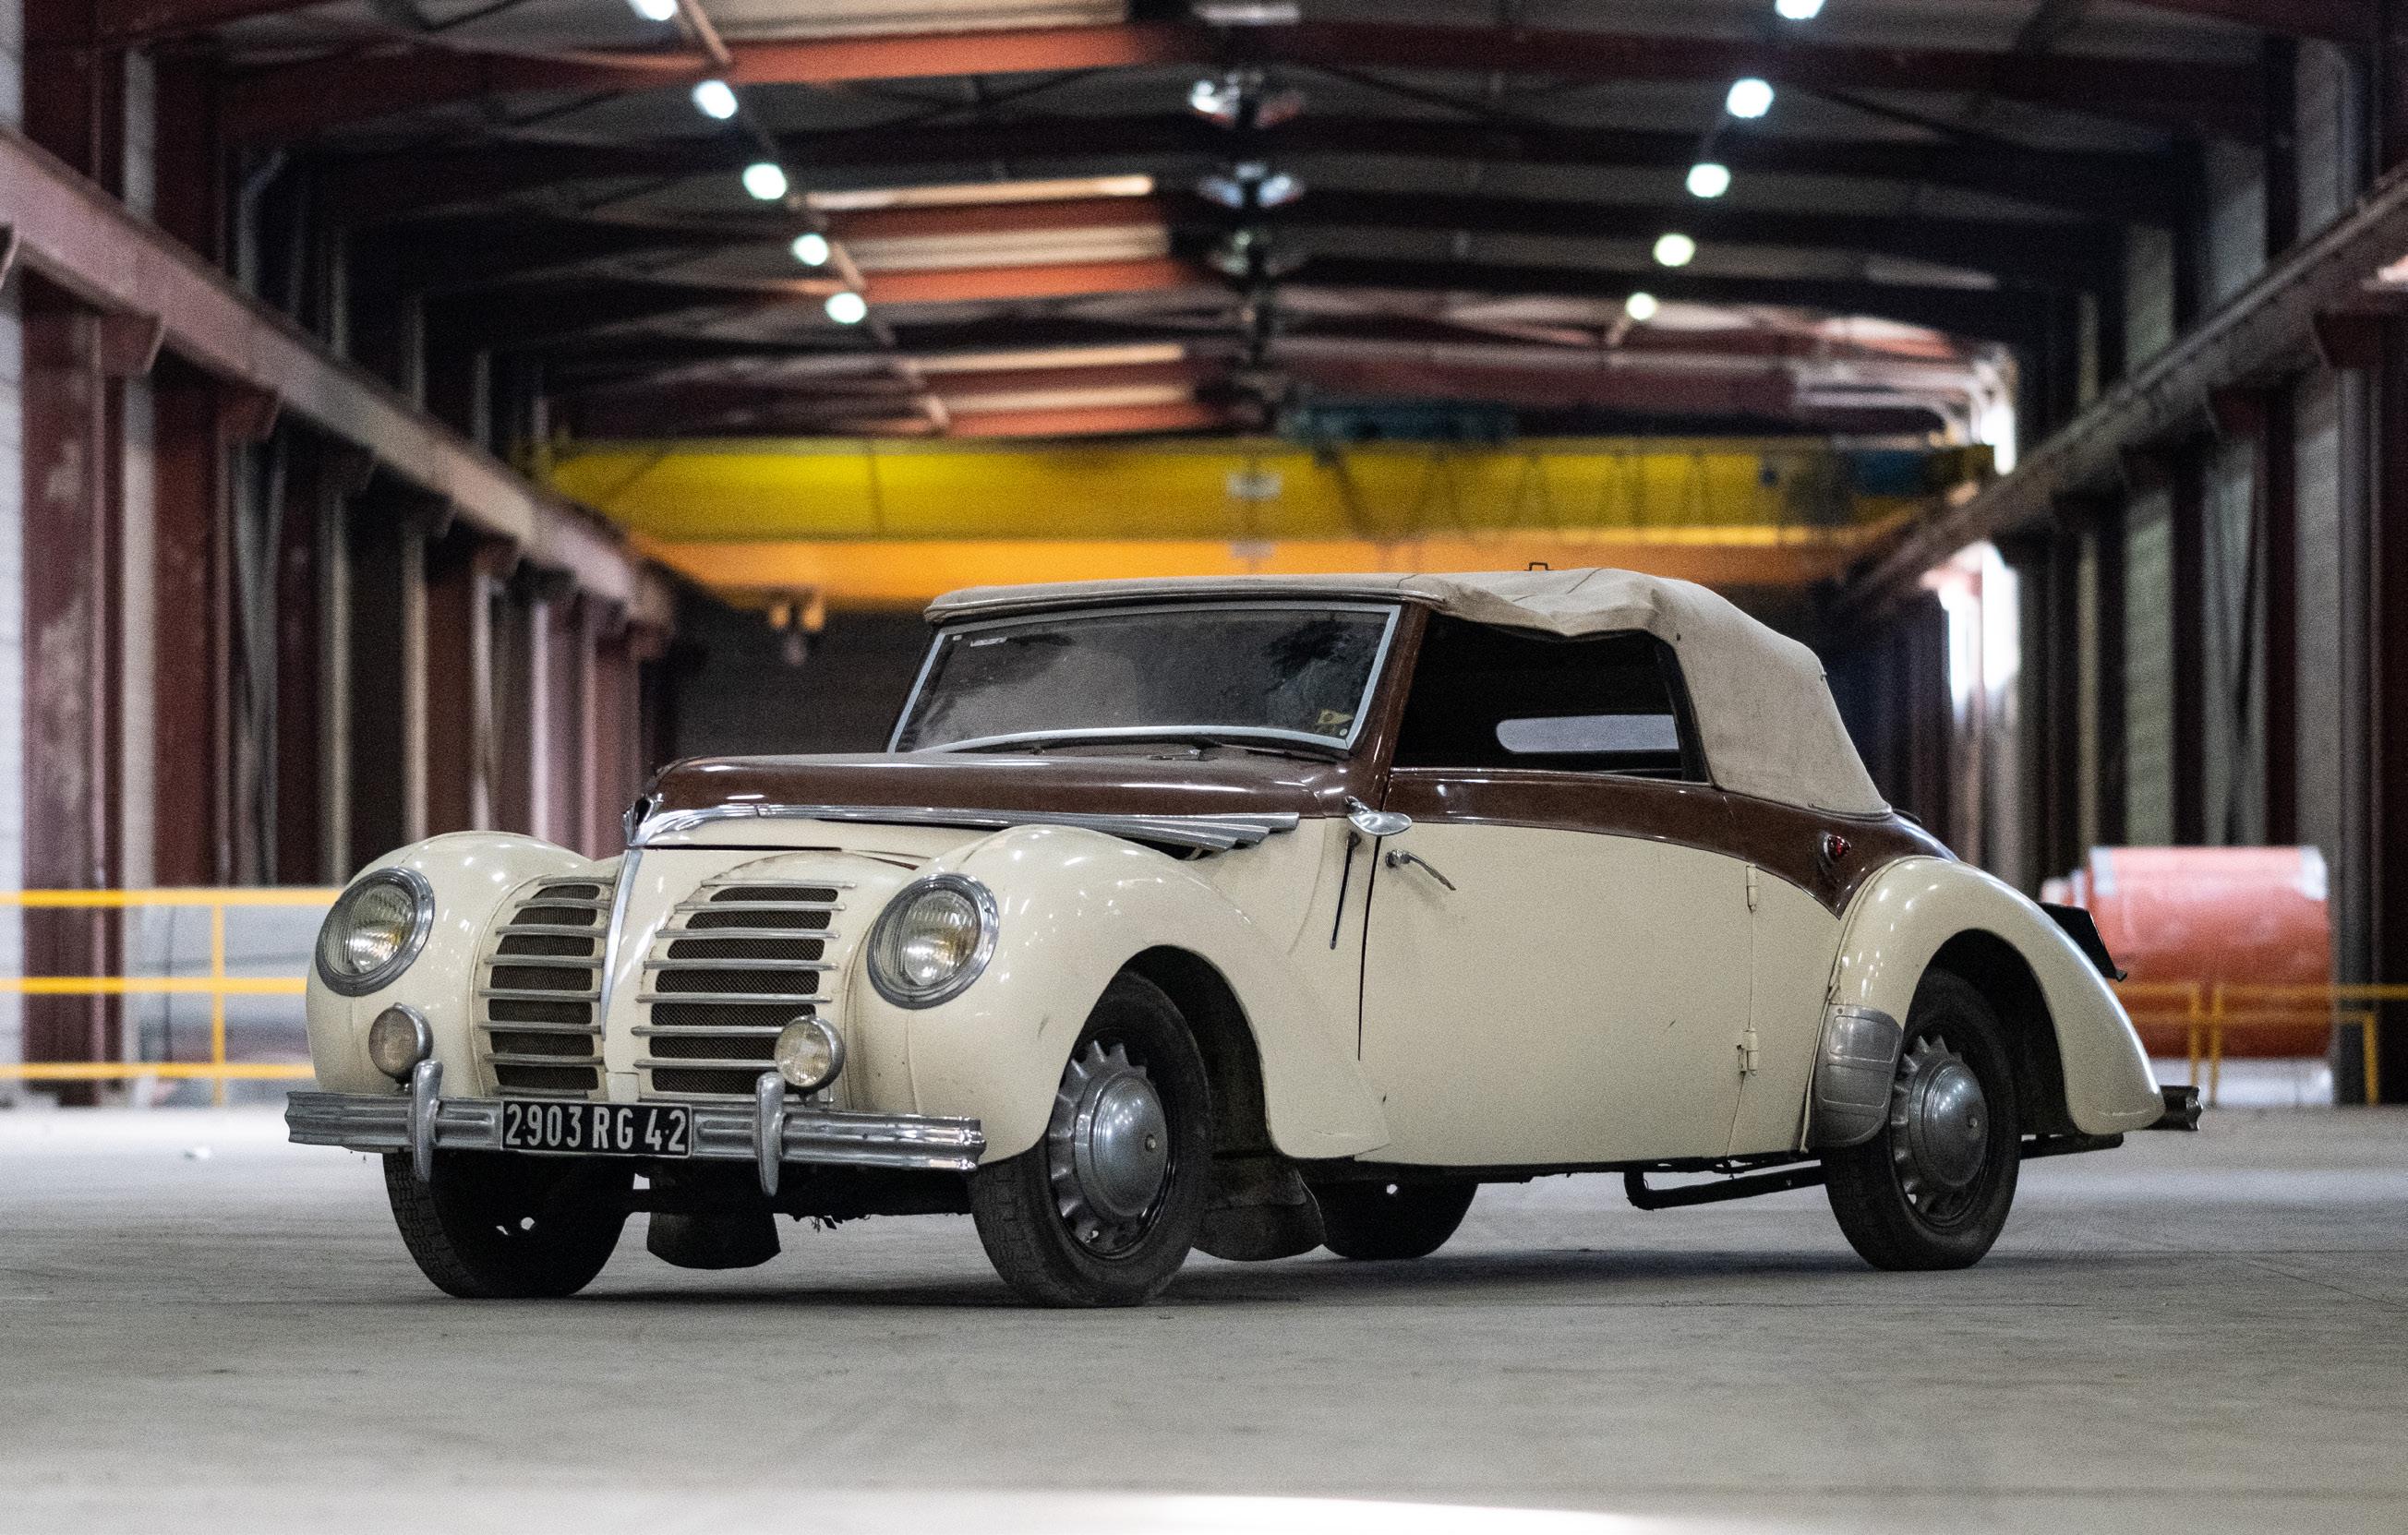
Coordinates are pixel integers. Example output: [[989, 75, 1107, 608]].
[[1391, 617, 1705, 779]]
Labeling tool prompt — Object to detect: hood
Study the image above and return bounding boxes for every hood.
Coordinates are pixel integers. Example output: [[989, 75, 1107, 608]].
[[647, 751, 1366, 829]]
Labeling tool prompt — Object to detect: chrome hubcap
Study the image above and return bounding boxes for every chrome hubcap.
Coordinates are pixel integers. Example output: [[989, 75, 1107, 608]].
[[1048, 1041, 1170, 1255], [1891, 1035, 1990, 1223]]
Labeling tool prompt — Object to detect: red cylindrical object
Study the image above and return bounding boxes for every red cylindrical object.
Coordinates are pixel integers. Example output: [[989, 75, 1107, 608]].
[[2049, 847, 2331, 1058]]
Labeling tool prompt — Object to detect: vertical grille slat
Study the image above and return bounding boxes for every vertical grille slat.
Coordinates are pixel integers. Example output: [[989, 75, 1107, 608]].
[[479, 877, 608, 1098], [642, 880, 847, 1101]]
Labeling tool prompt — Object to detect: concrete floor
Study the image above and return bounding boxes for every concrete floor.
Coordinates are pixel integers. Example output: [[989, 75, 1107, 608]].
[[2, 1109, 2404, 1535]]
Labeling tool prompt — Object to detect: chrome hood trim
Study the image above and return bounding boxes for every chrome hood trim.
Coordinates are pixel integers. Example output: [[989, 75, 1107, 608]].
[[633, 802, 1299, 853]]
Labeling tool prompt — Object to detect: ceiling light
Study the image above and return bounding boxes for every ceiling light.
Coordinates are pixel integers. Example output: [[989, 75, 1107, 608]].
[[1775, 0, 1825, 17], [627, 0, 677, 20], [741, 162, 789, 201], [825, 291, 868, 325], [1686, 162, 1732, 198], [1192, 2, 1300, 22], [691, 79, 738, 121], [1625, 292, 1660, 322], [790, 232, 831, 266], [1727, 78, 1776, 119], [807, 175, 1153, 211], [1654, 233, 1698, 268]]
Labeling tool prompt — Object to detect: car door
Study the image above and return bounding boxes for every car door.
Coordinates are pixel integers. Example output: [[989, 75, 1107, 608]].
[[1354, 620, 1755, 1167]]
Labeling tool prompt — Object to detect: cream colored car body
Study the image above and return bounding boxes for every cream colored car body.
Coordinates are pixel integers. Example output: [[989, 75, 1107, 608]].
[[305, 566, 2167, 1181], [306, 809, 2161, 1170]]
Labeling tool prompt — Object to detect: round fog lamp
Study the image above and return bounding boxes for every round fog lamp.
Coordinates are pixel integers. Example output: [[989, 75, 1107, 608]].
[[367, 1005, 433, 1081], [774, 1016, 847, 1092]]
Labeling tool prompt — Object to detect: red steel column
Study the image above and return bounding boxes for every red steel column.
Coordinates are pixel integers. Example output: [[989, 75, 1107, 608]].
[[2368, 0, 2408, 1101], [20, 0, 126, 1096]]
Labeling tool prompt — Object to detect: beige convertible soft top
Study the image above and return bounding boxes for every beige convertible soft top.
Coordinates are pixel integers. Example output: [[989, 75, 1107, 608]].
[[927, 569, 1887, 817]]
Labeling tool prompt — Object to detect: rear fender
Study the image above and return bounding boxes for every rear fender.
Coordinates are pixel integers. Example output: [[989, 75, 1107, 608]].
[[1831, 857, 2161, 1136]]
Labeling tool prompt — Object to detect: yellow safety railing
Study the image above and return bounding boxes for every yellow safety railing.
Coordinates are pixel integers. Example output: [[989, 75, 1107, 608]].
[[0, 889, 337, 1104], [2207, 983, 2392, 1109], [2115, 977, 2389, 1107]]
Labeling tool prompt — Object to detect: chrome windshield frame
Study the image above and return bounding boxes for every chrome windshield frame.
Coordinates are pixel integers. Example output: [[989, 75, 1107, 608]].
[[887, 599, 1403, 756]]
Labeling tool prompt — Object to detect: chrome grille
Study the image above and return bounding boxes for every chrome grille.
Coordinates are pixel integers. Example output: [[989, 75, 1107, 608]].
[[477, 877, 608, 1098], [638, 879, 848, 1100]]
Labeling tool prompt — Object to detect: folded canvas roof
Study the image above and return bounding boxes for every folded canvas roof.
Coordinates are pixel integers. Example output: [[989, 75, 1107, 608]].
[[928, 569, 1887, 817]]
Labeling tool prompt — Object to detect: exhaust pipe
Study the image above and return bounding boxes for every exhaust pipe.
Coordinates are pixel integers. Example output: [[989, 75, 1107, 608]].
[[2149, 1084, 2203, 1132]]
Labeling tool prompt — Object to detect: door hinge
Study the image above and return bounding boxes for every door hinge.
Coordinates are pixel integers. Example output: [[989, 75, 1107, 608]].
[[1745, 865, 1761, 913], [1739, 1025, 1760, 1077]]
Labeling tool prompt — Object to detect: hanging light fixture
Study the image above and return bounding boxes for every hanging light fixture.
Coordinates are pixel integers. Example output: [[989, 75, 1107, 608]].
[[1775, 0, 1825, 18], [790, 232, 831, 267], [691, 79, 739, 121], [627, 0, 677, 19], [1654, 233, 1698, 268], [741, 162, 789, 201], [1727, 78, 1776, 119], [1625, 292, 1660, 322], [1686, 162, 1732, 199], [825, 291, 868, 324]]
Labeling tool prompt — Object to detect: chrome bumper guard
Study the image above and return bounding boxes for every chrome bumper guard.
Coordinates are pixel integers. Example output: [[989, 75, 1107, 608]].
[[285, 1061, 984, 1191]]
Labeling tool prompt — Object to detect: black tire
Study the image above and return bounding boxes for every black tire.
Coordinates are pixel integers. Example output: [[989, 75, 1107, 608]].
[[1824, 970, 2021, 1271], [969, 973, 1212, 1307], [1318, 1179, 1476, 1261], [382, 1150, 632, 1299]]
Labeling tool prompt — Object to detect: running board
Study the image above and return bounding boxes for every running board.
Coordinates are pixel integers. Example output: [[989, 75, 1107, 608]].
[[1623, 1163, 1825, 1211]]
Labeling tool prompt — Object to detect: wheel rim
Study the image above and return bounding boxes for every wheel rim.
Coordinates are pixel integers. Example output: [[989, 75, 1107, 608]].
[[1047, 1040, 1173, 1257], [1889, 1034, 1992, 1225]]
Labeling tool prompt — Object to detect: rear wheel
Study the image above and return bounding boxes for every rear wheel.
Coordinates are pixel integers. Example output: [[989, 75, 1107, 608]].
[[969, 973, 1211, 1307], [383, 1150, 632, 1299], [1823, 971, 2020, 1271], [1318, 1179, 1476, 1261]]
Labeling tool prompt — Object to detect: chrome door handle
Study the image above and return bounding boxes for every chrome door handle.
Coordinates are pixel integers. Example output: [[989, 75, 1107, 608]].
[[1383, 848, 1457, 892]]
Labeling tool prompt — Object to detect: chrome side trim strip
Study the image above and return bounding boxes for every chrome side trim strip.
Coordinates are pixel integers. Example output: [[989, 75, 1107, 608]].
[[637, 802, 1302, 852], [639, 956, 834, 973], [634, 989, 823, 1006]]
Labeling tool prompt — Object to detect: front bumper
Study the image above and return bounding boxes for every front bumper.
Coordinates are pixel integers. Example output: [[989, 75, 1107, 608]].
[[286, 1061, 984, 1193]]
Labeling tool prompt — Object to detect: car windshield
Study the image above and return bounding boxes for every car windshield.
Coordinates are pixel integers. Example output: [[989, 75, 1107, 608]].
[[892, 601, 1398, 755]]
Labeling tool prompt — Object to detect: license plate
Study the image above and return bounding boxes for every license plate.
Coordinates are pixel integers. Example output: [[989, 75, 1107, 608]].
[[500, 1100, 690, 1157]]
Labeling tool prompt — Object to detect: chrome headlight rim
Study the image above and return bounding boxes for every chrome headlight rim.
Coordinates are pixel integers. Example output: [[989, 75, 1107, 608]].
[[315, 867, 437, 998], [865, 872, 999, 1009]]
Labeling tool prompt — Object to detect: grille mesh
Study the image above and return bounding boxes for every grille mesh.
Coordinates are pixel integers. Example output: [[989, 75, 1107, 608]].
[[640, 881, 844, 1100], [478, 878, 605, 1098]]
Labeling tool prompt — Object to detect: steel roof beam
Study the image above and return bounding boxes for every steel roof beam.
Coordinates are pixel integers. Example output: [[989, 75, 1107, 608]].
[[0, 122, 663, 618], [1841, 151, 2408, 613], [224, 19, 2260, 144], [366, 190, 2116, 295], [2120, 0, 2374, 43], [324, 114, 2184, 229]]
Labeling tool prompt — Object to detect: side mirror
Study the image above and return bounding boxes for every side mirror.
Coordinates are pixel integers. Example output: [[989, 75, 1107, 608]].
[[1345, 796, 1412, 838]]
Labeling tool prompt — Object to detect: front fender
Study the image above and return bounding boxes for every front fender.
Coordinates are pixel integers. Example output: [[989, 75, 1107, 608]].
[[853, 824, 1390, 1163], [1832, 857, 2161, 1136], [303, 833, 606, 1094]]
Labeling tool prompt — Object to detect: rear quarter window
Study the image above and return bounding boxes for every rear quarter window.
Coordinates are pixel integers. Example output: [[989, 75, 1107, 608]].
[[1392, 618, 1705, 779]]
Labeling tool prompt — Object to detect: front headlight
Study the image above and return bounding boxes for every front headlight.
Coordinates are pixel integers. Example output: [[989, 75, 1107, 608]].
[[315, 868, 435, 997], [865, 873, 998, 1008]]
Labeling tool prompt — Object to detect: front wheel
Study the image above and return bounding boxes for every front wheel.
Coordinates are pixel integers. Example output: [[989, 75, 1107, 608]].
[[969, 973, 1211, 1306], [383, 1150, 632, 1298], [1823, 971, 2020, 1271]]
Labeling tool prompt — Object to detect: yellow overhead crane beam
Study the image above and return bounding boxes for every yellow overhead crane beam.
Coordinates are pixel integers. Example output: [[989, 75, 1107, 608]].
[[548, 437, 1984, 607]]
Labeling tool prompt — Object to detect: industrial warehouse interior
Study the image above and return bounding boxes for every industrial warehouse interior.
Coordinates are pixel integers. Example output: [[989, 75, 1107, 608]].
[[4, 0, 2407, 1530]]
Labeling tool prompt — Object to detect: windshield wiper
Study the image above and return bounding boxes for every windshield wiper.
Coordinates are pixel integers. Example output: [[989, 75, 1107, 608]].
[[953, 730, 1344, 761]]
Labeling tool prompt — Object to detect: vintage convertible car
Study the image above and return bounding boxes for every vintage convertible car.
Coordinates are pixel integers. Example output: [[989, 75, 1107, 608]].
[[289, 569, 2192, 1306]]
